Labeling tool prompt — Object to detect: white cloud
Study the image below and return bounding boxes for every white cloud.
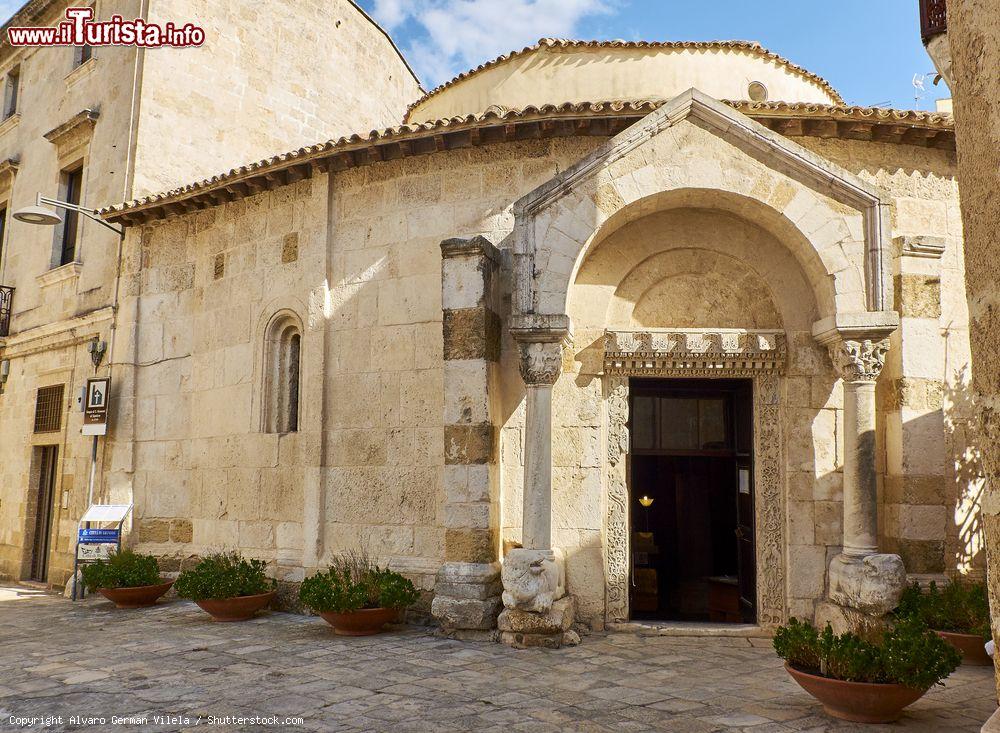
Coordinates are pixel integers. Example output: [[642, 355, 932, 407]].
[[370, 0, 409, 30], [371, 0, 611, 87]]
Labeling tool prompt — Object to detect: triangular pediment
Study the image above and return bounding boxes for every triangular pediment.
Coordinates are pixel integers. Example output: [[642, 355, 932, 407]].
[[512, 88, 892, 317], [515, 88, 882, 217]]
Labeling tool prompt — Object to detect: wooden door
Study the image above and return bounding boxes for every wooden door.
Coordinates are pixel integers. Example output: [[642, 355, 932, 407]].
[[29, 446, 58, 582]]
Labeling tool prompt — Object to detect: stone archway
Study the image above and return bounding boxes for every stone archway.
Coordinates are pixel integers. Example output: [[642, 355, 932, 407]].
[[602, 330, 787, 626], [501, 89, 904, 642], [512, 89, 894, 322]]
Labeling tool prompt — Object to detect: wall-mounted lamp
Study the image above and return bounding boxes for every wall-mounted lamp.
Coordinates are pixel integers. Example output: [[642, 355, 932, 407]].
[[88, 338, 107, 368], [639, 495, 654, 508], [13, 192, 124, 237], [0, 359, 9, 395]]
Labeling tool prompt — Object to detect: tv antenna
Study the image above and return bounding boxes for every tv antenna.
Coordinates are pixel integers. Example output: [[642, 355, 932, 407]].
[[912, 72, 938, 107]]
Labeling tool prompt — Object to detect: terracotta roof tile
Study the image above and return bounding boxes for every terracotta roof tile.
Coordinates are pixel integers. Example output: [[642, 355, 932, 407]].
[[100, 100, 953, 220]]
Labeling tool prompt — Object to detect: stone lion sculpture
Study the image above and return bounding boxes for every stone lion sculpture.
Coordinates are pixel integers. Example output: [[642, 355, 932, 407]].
[[501, 548, 566, 613]]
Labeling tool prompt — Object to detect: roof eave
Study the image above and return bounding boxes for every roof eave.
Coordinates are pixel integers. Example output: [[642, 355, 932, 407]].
[[102, 101, 955, 226]]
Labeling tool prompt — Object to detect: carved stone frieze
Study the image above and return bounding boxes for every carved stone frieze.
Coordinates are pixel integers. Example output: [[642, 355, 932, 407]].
[[603, 329, 786, 376], [753, 372, 786, 627], [604, 377, 630, 622], [827, 338, 889, 382]]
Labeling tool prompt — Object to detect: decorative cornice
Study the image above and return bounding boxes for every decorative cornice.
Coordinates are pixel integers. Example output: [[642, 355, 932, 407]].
[[100, 99, 955, 226], [603, 329, 787, 376], [36, 261, 82, 288], [0, 112, 21, 138], [0, 305, 113, 359], [0, 156, 19, 184], [44, 108, 99, 149], [0, 1, 59, 36], [405, 38, 845, 121], [896, 235, 946, 259]]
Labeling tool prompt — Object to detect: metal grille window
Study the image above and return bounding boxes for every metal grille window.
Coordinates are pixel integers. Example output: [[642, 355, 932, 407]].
[[33, 385, 64, 433], [0, 285, 12, 338]]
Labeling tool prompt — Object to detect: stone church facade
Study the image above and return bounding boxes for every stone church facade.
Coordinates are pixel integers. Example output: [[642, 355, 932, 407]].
[[1, 15, 978, 640]]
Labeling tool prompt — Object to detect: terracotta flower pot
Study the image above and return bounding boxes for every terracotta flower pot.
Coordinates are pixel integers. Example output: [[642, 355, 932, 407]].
[[318, 607, 398, 636], [193, 591, 276, 622], [936, 630, 993, 666], [785, 664, 928, 724], [97, 580, 174, 609]]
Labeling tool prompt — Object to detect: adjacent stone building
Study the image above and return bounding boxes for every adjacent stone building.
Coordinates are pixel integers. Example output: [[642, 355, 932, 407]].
[[1, 13, 980, 642], [922, 0, 1000, 708], [0, 0, 419, 588]]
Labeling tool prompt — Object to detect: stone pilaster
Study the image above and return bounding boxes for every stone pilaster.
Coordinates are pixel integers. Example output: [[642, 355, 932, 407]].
[[500, 314, 577, 648], [431, 236, 504, 637], [814, 315, 905, 629], [884, 236, 951, 575]]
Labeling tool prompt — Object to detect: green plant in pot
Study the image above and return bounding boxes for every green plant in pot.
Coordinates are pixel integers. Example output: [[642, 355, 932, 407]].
[[174, 552, 276, 622], [774, 617, 961, 723], [81, 549, 173, 609], [299, 550, 419, 636], [897, 579, 992, 665]]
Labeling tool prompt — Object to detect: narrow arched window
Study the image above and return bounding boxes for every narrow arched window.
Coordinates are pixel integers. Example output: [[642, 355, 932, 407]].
[[264, 314, 302, 434]]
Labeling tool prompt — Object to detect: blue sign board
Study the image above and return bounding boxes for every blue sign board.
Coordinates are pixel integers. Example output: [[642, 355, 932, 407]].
[[78, 528, 119, 544]]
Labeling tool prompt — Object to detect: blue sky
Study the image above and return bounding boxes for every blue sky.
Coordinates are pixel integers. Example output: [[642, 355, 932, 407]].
[[0, 1, 947, 110], [359, 0, 948, 110]]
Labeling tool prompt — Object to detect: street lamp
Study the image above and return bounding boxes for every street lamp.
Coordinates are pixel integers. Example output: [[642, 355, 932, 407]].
[[13, 192, 124, 237]]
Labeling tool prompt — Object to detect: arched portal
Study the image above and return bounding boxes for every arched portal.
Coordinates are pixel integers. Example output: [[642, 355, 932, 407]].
[[564, 199, 821, 625], [503, 89, 900, 631]]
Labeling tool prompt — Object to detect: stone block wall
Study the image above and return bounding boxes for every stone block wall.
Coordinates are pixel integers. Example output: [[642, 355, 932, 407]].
[[322, 138, 598, 592], [795, 137, 973, 579], [111, 138, 600, 595], [110, 175, 329, 582], [132, 0, 422, 196]]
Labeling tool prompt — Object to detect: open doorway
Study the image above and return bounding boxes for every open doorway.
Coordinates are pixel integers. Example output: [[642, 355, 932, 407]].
[[25, 445, 58, 583], [629, 378, 755, 623]]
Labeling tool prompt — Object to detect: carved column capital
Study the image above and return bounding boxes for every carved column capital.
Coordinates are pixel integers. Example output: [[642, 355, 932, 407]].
[[827, 338, 889, 383], [517, 340, 563, 386], [511, 313, 570, 387]]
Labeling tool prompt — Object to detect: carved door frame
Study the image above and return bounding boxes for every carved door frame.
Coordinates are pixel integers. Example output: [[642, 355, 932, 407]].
[[602, 329, 787, 627]]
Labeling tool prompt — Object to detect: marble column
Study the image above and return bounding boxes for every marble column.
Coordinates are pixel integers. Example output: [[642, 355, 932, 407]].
[[518, 339, 562, 550], [820, 332, 906, 622], [499, 316, 576, 648], [828, 339, 887, 559]]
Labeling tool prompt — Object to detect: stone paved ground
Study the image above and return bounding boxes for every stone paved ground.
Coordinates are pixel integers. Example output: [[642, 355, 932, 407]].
[[0, 585, 994, 733]]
